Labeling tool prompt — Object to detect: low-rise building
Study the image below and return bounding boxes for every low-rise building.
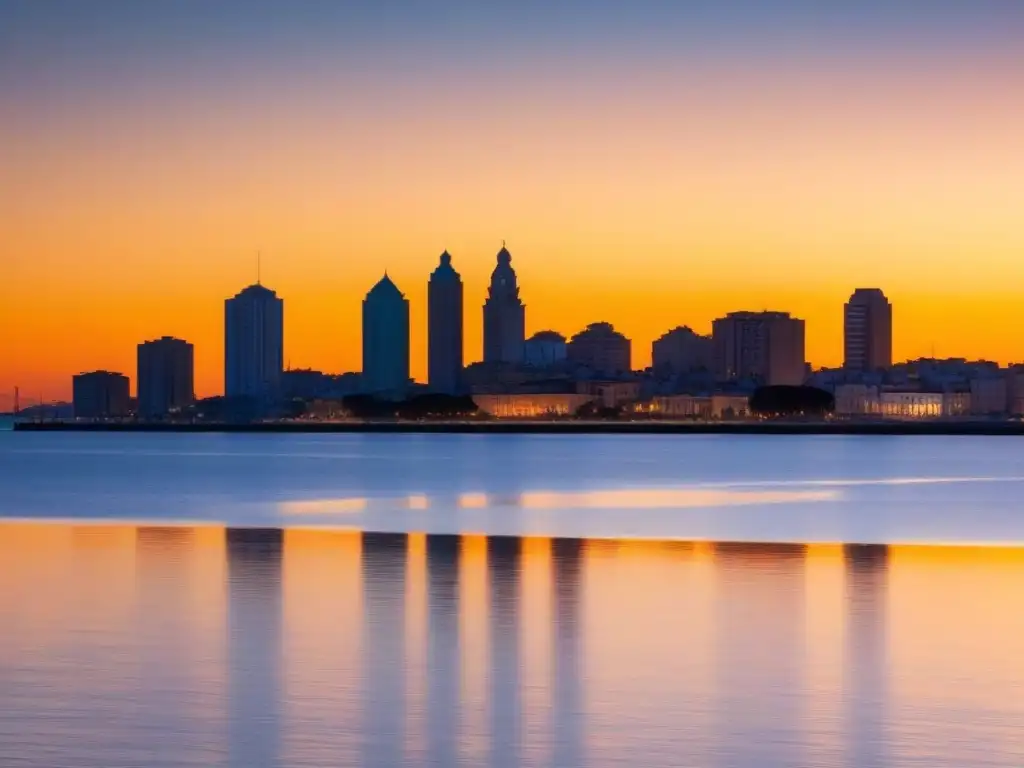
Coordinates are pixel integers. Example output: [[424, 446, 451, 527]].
[[473, 393, 594, 418], [970, 377, 1008, 416], [634, 393, 751, 419], [575, 380, 641, 409], [836, 385, 970, 418]]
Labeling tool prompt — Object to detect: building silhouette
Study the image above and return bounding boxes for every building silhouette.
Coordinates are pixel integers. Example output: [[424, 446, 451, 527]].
[[427, 251, 463, 394], [137, 336, 194, 418], [712, 311, 806, 386], [72, 370, 130, 418], [844, 288, 892, 371], [483, 244, 525, 364], [567, 322, 632, 374], [524, 330, 567, 368], [652, 326, 712, 375], [225, 284, 283, 399], [362, 273, 410, 399]]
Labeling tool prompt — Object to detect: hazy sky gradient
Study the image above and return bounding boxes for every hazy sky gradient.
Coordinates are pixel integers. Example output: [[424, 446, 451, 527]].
[[3, 1, 1024, 400]]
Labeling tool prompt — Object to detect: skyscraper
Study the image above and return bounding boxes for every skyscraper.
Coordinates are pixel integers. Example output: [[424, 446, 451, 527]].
[[844, 288, 893, 371], [428, 251, 463, 394], [712, 311, 806, 386], [137, 336, 194, 418], [362, 274, 410, 398], [225, 283, 284, 399], [483, 244, 526, 364]]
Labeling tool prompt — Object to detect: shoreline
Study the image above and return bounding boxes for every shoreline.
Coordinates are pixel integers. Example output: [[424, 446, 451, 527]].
[[12, 419, 1024, 435]]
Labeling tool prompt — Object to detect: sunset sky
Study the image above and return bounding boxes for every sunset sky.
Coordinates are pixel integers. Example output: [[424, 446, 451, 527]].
[[3, 1, 1024, 402]]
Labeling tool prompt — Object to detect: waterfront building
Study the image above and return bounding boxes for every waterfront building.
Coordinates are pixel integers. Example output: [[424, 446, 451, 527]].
[[969, 376, 1008, 416], [712, 311, 806, 386], [72, 371, 130, 419], [524, 331, 567, 368], [137, 336, 194, 418], [834, 385, 970, 418], [1007, 365, 1024, 416], [637, 393, 750, 419], [844, 288, 893, 371], [472, 393, 593, 418], [652, 326, 713, 375], [483, 244, 526, 364], [575, 379, 642, 409], [428, 251, 464, 394], [567, 322, 631, 374], [362, 274, 410, 399], [225, 283, 284, 399]]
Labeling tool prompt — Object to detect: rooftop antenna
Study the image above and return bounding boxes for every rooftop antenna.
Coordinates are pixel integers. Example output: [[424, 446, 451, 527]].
[[257, 251, 262, 286]]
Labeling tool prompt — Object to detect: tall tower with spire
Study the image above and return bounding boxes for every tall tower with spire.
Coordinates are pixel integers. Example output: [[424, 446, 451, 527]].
[[428, 251, 464, 394], [362, 273, 410, 399], [483, 244, 526, 364]]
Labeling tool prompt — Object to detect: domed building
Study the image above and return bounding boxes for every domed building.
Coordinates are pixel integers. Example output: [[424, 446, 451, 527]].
[[482, 244, 526, 364], [362, 273, 410, 399]]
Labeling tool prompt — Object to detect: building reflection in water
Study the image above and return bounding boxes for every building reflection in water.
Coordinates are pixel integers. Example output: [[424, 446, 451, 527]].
[[227, 527, 283, 768], [361, 532, 408, 768], [425, 534, 461, 766], [844, 544, 888, 768], [488, 536, 522, 768], [6, 522, 1024, 767]]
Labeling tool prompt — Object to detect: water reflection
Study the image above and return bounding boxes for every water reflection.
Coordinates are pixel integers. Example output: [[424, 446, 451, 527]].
[[2, 523, 1024, 767]]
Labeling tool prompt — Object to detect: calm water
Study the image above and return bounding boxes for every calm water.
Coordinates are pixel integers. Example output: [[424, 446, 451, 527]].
[[2, 433, 1024, 767]]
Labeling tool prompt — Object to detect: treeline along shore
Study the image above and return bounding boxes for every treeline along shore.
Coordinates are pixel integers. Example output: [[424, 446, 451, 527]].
[[13, 420, 1024, 436]]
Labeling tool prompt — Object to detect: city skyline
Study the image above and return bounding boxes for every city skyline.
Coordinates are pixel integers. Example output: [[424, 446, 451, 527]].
[[5, 239, 1017, 401], [4, 3, 1024, 401]]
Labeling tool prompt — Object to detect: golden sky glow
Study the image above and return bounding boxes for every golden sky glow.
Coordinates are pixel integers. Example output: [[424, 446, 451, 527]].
[[3, 18, 1023, 401]]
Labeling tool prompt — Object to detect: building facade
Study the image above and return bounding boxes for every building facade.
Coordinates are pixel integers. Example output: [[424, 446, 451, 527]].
[[225, 283, 284, 399], [483, 245, 526, 364], [362, 274, 410, 399], [834, 385, 970, 418], [427, 251, 464, 394], [72, 371, 130, 419], [567, 322, 631, 374], [844, 288, 893, 371], [524, 331, 567, 367], [712, 311, 806, 386], [472, 393, 593, 418], [652, 326, 713, 375], [137, 336, 194, 419]]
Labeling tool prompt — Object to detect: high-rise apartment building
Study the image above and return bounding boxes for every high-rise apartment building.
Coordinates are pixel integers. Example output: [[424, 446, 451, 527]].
[[225, 283, 284, 399], [844, 288, 892, 371], [72, 370, 130, 419], [427, 251, 463, 394], [712, 311, 806, 386], [137, 336, 194, 418], [652, 326, 713, 375], [362, 274, 410, 398], [483, 245, 525, 364], [567, 322, 632, 374]]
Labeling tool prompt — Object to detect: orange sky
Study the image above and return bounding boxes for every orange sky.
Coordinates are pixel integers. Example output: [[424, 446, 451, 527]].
[[2, 38, 1023, 402]]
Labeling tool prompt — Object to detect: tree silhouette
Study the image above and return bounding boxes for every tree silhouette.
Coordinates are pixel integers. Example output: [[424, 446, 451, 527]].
[[749, 385, 834, 417]]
